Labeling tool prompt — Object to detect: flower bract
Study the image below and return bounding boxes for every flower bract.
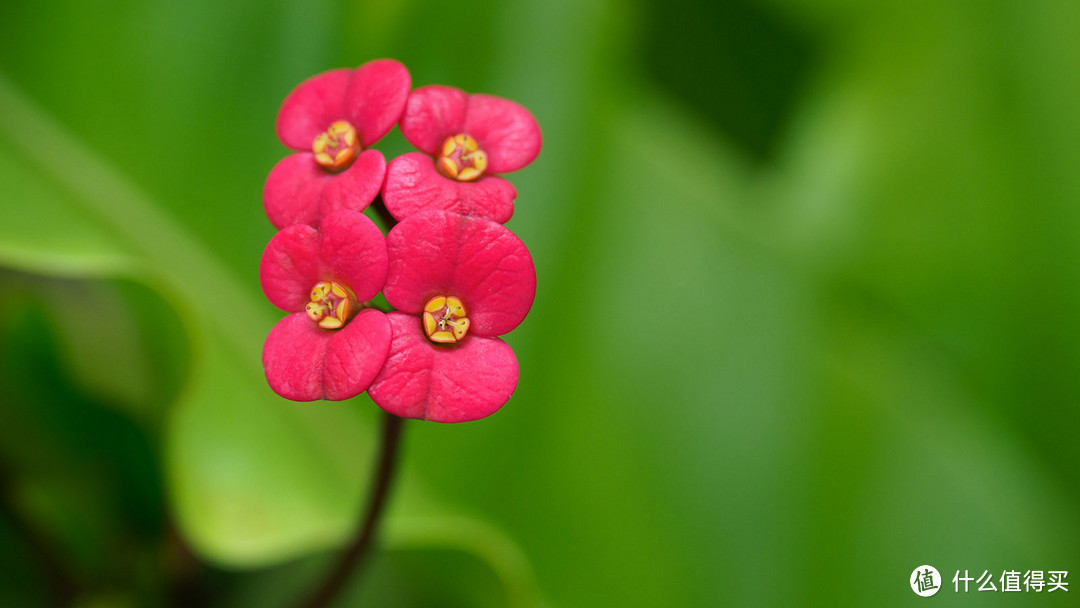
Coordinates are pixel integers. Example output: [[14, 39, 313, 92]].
[[383, 85, 541, 223], [260, 210, 391, 401], [368, 210, 537, 422], [264, 59, 411, 229]]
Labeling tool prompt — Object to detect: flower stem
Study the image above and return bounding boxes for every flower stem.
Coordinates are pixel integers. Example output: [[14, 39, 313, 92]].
[[294, 412, 406, 608]]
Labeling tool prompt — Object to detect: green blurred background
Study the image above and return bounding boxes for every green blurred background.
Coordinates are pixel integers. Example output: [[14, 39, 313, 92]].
[[1, 0, 1079, 606]]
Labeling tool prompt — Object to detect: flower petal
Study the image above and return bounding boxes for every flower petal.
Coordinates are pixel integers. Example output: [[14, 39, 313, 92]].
[[260, 209, 387, 310], [260, 223, 321, 312], [264, 153, 327, 229], [263, 309, 392, 402], [464, 94, 541, 174], [368, 313, 518, 422], [264, 150, 385, 229], [399, 85, 468, 156], [344, 59, 411, 147], [275, 69, 351, 151], [384, 210, 535, 337], [316, 209, 388, 302], [382, 152, 516, 223], [315, 149, 385, 220]]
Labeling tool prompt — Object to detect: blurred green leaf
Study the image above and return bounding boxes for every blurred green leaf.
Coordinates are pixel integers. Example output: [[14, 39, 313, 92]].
[[0, 70, 380, 567], [0, 292, 165, 602], [227, 515, 543, 608], [798, 310, 1080, 605], [0, 123, 136, 277], [382, 515, 544, 608]]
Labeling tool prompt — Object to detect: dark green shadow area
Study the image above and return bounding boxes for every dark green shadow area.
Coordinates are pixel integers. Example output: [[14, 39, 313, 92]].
[[640, 0, 817, 164], [0, 270, 190, 607]]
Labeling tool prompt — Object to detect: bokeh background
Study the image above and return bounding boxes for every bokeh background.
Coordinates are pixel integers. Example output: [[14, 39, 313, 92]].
[[2, 0, 1079, 606]]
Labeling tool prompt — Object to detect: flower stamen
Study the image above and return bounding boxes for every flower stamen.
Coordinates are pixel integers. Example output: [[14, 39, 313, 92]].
[[305, 281, 356, 329], [312, 120, 360, 172], [422, 295, 470, 343], [435, 134, 488, 182]]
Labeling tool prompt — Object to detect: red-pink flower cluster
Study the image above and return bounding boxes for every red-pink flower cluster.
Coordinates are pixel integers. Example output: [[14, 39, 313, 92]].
[[258, 59, 541, 422]]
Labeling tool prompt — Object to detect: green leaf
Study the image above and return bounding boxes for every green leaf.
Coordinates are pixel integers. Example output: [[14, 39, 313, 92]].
[[0, 70, 376, 566], [227, 515, 544, 608]]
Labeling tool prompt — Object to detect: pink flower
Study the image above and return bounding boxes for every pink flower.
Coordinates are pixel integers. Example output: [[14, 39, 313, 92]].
[[264, 59, 411, 229], [368, 210, 536, 422], [382, 85, 541, 224], [260, 210, 391, 401]]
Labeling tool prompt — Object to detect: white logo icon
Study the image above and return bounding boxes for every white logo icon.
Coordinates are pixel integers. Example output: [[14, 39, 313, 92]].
[[911, 565, 941, 597]]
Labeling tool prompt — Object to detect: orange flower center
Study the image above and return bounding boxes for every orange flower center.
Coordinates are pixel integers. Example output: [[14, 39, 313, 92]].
[[435, 134, 488, 182], [305, 281, 356, 329], [422, 295, 470, 343], [312, 120, 360, 172]]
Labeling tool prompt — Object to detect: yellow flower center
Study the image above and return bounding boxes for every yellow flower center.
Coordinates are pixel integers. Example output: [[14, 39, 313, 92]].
[[312, 120, 360, 172], [435, 134, 488, 182], [305, 281, 355, 329], [422, 295, 470, 344]]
